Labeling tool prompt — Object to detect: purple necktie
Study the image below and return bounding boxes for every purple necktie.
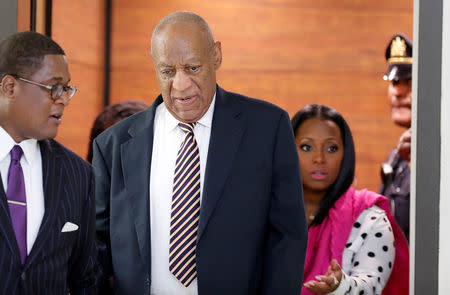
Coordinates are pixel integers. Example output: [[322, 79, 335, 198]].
[[6, 145, 27, 264]]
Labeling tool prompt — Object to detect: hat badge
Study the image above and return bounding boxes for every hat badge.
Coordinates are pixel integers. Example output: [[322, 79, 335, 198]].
[[387, 36, 412, 64], [390, 36, 407, 58]]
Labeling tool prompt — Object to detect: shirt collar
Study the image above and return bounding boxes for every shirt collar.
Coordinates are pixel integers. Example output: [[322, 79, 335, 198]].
[[163, 92, 216, 133], [0, 125, 38, 165], [197, 93, 215, 129]]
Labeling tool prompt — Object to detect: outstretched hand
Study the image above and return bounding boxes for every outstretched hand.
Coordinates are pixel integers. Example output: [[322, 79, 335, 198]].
[[304, 259, 343, 294]]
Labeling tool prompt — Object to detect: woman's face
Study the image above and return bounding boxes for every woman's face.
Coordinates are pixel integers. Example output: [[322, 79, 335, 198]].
[[295, 118, 344, 195]]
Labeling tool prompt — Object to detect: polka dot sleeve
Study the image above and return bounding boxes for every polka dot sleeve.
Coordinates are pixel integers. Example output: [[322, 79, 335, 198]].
[[328, 205, 395, 295]]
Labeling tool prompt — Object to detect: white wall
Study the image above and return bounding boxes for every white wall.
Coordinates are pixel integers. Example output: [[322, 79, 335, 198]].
[[410, 1, 419, 292], [439, 1, 450, 294]]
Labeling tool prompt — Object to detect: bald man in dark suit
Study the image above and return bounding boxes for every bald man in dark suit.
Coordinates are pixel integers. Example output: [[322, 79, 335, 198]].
[[94, 11, 307, 295]]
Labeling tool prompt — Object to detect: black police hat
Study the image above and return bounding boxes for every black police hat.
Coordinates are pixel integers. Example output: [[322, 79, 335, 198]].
[[383, 33, 412, 81]]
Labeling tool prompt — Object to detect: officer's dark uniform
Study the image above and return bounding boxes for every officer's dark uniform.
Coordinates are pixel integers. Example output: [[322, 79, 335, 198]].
[[380, 151, 410, 241], [380, 33, 412, 242]]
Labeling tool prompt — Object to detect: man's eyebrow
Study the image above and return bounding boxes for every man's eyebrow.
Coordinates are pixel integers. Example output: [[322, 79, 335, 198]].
[[157, 63, 172, 67], [47, 77, 71, 84]]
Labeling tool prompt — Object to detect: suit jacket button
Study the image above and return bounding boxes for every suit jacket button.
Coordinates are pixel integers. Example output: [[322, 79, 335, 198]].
[[21, 272, 26, 280]]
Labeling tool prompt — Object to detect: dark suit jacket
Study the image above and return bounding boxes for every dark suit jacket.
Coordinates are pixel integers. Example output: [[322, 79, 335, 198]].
[[93, 86, 307, 295], [0, 139, 99, 295]]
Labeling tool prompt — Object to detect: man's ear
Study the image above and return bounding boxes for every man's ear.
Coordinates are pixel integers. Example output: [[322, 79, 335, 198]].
[[213, 41, 222, 70], [1, 75, 17, 98]]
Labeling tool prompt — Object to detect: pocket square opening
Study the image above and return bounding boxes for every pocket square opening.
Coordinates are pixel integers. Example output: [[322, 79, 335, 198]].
[[61, 222, 79, 232]]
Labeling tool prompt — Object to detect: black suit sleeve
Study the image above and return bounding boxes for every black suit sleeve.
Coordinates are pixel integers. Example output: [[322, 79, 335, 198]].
[[262, 111, 308, 294], [92, 139, 114, 285], [68, 168, 102, 295]]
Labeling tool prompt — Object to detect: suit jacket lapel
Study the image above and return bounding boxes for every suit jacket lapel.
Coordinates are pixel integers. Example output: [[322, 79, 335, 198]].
[[198, 86, 246, 240], [0, 169, 21, 262], [121, 96, 161, 275], [25, 140, 63, 269]]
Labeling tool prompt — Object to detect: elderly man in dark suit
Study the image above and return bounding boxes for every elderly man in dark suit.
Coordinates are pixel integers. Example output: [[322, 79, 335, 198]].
[[0, 31, 99, 294], [93, 11, 307, 295]]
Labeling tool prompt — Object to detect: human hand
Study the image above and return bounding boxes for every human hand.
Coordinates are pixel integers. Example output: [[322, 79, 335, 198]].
[[303, 259, 343, 294], [397, 128, 411, 162]]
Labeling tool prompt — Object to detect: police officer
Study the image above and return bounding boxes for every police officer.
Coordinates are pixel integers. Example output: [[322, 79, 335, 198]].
[[380, 33, 412, 242]]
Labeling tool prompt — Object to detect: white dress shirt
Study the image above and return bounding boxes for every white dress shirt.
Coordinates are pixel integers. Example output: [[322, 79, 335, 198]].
[[0, 126, 45, 256], [149, 95, 215, 295]]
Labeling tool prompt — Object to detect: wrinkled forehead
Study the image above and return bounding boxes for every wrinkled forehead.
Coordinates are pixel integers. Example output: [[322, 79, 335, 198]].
[[152, 22, 213, 60]]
